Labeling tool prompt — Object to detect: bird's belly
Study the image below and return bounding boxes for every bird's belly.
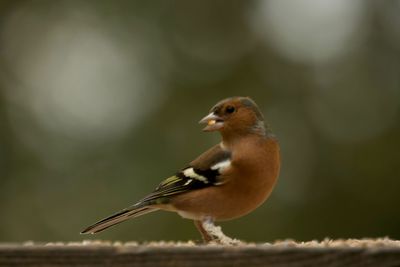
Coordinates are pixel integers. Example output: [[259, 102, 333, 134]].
[[176, 210, 203, 220], [171, 179, 275, 221]]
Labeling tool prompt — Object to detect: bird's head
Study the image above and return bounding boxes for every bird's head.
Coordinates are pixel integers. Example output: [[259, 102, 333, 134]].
[[199, 97, 266, 137]]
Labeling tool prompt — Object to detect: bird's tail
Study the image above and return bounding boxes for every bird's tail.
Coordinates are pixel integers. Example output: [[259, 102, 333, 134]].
[[81, 204, 158, 234]]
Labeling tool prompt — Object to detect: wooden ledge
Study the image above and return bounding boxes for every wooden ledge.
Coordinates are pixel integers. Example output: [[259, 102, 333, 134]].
[[1, 239, 400, 267]]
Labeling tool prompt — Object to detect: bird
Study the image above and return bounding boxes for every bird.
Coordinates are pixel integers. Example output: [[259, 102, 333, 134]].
[[81, 96, 280, 244]]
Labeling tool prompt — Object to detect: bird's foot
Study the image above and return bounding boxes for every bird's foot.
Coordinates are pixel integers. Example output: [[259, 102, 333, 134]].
[[201, 219, 242, 245]]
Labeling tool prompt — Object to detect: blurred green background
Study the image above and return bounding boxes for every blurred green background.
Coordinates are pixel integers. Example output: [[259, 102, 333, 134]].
[[0, 0, 399, 243]]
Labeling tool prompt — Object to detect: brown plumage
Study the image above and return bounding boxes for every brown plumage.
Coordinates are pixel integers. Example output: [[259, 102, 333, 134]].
[[81, 96, 280, 243]]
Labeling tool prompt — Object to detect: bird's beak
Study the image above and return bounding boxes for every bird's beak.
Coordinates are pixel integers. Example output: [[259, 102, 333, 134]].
[[199, 112, 224, 131]]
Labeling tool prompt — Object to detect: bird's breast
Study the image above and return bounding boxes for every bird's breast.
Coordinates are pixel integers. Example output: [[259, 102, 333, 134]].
[[171, 137, 280, 221]]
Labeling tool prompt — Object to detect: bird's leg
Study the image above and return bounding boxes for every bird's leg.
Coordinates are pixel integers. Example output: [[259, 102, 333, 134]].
[[196, 217, 241, 245], [194, 220, 213, 243]]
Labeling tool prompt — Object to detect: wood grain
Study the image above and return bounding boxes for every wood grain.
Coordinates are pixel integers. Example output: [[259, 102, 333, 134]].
[[1, 243, 400, 267]]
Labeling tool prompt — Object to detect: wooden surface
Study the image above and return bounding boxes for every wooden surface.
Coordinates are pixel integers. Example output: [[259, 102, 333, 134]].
[[1, 241, 400, 267]]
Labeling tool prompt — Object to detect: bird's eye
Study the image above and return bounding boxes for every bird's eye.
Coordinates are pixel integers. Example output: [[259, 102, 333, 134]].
[[225, 106, 235, 114]]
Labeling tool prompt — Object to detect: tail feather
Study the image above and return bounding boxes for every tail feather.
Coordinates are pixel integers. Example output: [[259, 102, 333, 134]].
[[81, 205, 158, 234]]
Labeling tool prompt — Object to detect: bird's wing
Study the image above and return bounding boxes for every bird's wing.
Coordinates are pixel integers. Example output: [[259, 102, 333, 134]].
[[140, 144, 231, 204], [81, 145, 232, 234]]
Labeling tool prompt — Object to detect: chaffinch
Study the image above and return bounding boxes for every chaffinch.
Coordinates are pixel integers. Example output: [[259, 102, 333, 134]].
[[81, 96, 280, 244]]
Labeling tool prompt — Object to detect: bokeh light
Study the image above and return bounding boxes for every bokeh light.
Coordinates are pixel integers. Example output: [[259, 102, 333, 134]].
[[252, 0, 366, 63]]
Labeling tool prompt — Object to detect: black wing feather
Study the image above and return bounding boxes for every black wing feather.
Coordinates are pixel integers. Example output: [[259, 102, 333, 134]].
[[140, 144, 231, 204]]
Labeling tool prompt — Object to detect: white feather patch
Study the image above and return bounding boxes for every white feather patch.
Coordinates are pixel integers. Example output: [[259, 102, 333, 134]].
[[211, 159, 231, 172], [183, 168, 209, 183], [183, 179, 193, 186]]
